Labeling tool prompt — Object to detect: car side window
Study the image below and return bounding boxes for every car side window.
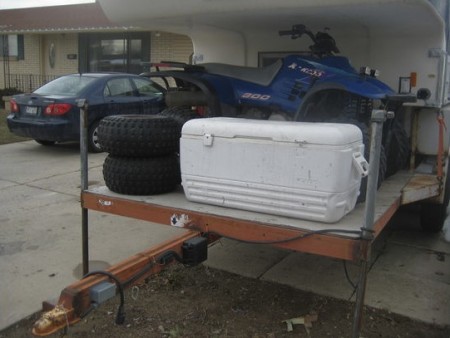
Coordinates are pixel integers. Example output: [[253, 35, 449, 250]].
[[105, 78, 135, 97], [132, 78, 164, 98]]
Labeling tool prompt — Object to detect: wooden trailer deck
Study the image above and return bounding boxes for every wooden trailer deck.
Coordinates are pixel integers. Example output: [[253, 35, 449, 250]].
[[81, 171, 432, 262]]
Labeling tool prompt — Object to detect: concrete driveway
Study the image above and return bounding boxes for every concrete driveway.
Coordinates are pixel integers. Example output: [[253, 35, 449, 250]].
[[0, 140, 449, 331]]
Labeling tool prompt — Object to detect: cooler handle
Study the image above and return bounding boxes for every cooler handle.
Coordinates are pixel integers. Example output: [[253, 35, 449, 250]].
[[352, 152, 369, 177]]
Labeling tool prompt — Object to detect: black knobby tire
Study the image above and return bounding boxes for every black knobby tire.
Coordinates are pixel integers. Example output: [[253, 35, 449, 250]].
[[385, 118, 410, 177], [159, 106, 200, 132], [327, 117, 387, 203], [159, 106, 201, 151], [97, 115, 179, 157], [103, 154, 180, 195]]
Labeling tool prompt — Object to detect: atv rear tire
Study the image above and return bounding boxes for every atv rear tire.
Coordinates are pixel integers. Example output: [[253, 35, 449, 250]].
[[103, 154, 180, 195], [97, 115, 179, 157], [385, 118, 410, 177]]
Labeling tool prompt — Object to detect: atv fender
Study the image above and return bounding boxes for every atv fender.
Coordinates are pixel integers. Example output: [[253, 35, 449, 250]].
[[145, 71, 223, 115]]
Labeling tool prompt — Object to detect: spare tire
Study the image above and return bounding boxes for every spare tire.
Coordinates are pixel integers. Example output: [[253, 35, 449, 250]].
[[97, 115, 179, 157], [103, 154, 180, 195]]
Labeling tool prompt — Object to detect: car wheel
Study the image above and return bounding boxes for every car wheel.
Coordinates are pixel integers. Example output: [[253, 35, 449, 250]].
[[88, 120, 103, 153], [103, 154, 180, 195], [97, 115, 179, 157], [35, 139, 56, 146]]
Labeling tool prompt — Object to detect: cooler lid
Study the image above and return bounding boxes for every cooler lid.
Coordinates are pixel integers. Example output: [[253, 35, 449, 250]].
[[181, 117, 362, 145]]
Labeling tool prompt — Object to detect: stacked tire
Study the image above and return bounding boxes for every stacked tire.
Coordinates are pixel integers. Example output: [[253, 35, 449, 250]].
[[98, 115, 181, 195]]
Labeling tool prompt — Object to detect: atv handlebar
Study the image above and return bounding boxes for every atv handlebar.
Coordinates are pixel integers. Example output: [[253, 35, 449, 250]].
[[279, 24, 339, 56], [278, 24, 312, 40]]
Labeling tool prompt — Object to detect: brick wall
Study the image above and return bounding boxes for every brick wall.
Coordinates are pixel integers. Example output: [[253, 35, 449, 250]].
[[1, 35, 41, 89], [151, 31, 193, 64], [43, 33, 79, 76]]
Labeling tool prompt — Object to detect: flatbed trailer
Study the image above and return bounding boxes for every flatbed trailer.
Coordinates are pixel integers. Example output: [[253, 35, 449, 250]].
[[31, 107, 444, 338]]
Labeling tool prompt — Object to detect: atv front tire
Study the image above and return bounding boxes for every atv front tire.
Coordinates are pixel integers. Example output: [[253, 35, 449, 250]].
[[159, 106, 200, 132]]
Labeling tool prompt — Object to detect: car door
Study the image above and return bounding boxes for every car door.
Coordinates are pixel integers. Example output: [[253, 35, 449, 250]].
[[104, 77, 143, 115], [131, 77, 166, 114]]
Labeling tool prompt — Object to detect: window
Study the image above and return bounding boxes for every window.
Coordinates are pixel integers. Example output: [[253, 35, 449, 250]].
[[132, 78, 164, 98], [104, 78, 135, 97], [0, 35, 24, 60], [79, 32, 150, 74]]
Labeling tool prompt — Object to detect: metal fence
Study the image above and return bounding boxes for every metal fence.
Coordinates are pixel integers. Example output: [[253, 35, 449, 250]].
[[6, 74, 59, 93]]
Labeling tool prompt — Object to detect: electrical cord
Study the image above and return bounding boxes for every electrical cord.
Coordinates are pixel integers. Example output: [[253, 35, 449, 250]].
[[122, 250, 185, 288], [122, 261, 157, 289], [205, 228, 361, 245], [343, 260, 357, 290], [345, 244, 386, 301], [83, 271, 126, 325], [81, 251, 182, 325]]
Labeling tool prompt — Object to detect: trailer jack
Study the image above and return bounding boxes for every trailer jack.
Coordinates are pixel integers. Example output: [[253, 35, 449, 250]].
[[32, 230, 209, 336]]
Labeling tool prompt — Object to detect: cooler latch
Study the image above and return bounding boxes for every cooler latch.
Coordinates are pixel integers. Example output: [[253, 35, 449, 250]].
[[203, 133, 214, 146], [352, 152, 369, 177]]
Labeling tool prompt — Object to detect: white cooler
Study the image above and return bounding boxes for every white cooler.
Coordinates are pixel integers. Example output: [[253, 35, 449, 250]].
[[180, 117, 368, 223]]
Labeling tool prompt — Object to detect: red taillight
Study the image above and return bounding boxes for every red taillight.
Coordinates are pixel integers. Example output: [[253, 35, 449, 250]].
[[44, 103, 72, 116], [10, 99, 19, 113]]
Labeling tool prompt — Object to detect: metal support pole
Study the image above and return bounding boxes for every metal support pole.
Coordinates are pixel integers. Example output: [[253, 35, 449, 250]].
[[78, 99, 89, 276], [351, 109, 393, 338]]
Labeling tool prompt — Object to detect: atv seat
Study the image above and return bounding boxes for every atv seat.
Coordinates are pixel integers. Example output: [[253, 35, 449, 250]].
[[201, 59, 282, 86]]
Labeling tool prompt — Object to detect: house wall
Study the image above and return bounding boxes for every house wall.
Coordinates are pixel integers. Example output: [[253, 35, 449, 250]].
[[1, 31, 193, 90], [43, 33, 79, 76], [151, 31, 193, 64]]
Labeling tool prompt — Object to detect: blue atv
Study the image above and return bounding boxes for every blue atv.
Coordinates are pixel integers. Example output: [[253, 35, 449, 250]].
[[143, 24, 415, 201]]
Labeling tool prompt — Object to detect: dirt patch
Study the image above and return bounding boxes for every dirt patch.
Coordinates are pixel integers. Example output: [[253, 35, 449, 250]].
[[1, 264, 449, 338]]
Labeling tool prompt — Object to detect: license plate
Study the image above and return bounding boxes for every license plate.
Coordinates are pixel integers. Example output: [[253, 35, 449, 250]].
[[25, 106, 38, 115]]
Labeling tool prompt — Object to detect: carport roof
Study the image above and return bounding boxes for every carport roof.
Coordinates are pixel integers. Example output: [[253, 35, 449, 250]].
[[0, 2, 136, 34]]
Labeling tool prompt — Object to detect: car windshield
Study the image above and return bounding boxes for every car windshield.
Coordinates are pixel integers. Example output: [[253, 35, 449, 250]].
[[34, 75, 96, 96]]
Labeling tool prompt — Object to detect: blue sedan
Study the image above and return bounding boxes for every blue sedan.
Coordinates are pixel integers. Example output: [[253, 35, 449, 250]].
[[6, 73, 166, 152]]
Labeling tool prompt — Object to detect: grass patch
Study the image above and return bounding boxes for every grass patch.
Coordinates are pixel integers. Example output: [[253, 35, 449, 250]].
[[0, 109, 31, 145]]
